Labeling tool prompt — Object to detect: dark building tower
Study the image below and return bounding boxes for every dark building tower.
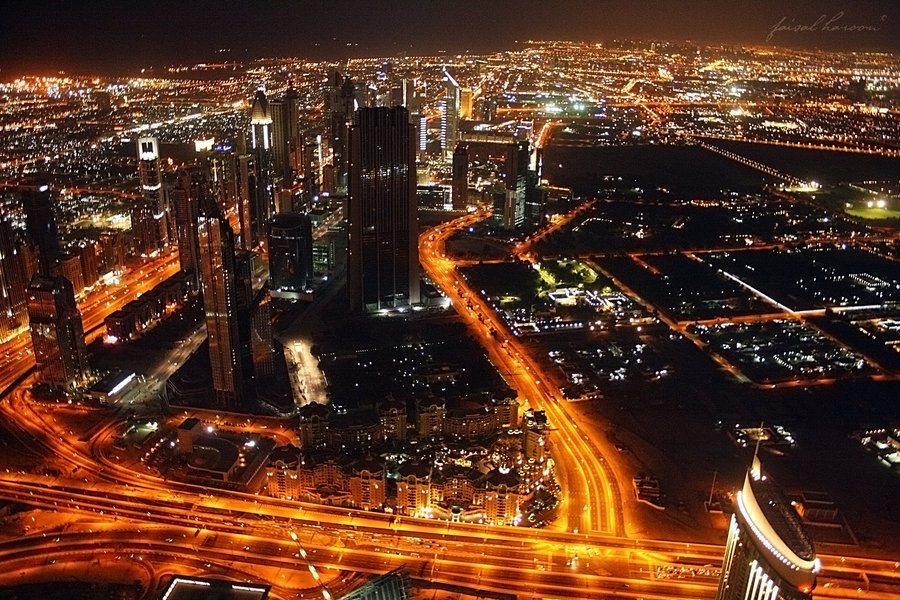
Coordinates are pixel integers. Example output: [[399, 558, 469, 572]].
[[21, 183, 60, 276], [170, 168, 204, 288], [208, 144, 240, 218], [197, 193, 244, 409], [130, 200, 158, 257], [269, 85, 301, 184], [136, 137, 170, 249], [716, 458, 820, 600], [268, 212, 313, 300], [249, 90, 276, 246], [0, 220, 30, 342], [327, 72, 356, 195], [452, 143, 469, 210], [27, 274, 90, 389], [348, 107, 420, 312]]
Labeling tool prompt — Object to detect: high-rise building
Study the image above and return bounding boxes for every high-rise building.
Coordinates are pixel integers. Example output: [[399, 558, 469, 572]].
[[269, 85, 300, 184], [347, 107, 420, 312], [21, 183, 59, 276], [130, 199, 158, 257], [170, 168, 204, 287], [27, 274, 90, 389], [209, 144, 240, 218], [459, 87, 474, 120], [452, 143, 469, 210], [236, 154, 256, 250], [136, 137, 170, 249], [493, 140, 531, 230], [249, 90, 276, 246], [0, 220, 29, 342], [56, 253, 85, 296], [197, 193, 243, 409], [268, 212, 313, 300], [327, 73, 356, 196], [715, 458, 820, 600], [440, 69, 460, 156]]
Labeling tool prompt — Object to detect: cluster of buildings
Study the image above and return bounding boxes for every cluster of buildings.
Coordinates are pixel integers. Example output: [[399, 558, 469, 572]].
[[264, 401, 555, 526]]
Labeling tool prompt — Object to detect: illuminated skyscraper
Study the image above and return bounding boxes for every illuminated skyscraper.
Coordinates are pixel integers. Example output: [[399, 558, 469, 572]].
[[348, 107, 419, 312], [440, 69, 460, 156], [327, 71, 356, 195], [26, 274, 90, 389], [197, 192, 243, 409], [269, 85, 300, 184], [170, 168, 204, 288], [716, 458, 820, 600], [249, 89, 276, 246], [0, 220, 29, 342], [136, 137, 170, 249], [452, 143, 469, 210], [21, 183, 59, 276], [459, 87, 474, 119]]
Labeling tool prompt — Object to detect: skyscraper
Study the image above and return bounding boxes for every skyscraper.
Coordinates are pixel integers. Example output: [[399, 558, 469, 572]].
[[249, 89, 276, 246], [268, 212, 313, 300], [459, 87, 474, 120], [0, 219, 29, 342], [21, 183, 59, 276], [715, 457, 820, 600], [452, 143, 469, 211], [197, 192, 243, 409], [136, 137, 170, 249], [170, 168, 203, 288], [327, 72, 357, 195], [269, 85, 300, 184], [440, 69, 460, 156], [27, 274, 90, 389], [348, 107, 420, 312]]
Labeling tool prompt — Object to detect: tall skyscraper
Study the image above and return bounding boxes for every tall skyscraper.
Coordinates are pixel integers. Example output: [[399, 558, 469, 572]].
[[268, 212, 313, 300], [249, 89, 276, 246], [452, 143, 469, 211], [459, 87, 474, 120], [440, 69, 460, 156], [327, 72, 357, 195], [136, 137, 170, 249], [716, 457, 820, 600], [208, 144, 240, 218], [27, 274, 90, 389], [170, 168, 204, 288], [0, 220, 29, 342], [269, 85, 300, 184], [494, 140, 531, 230], [21, 183, 59, 276], [348, 107, 420, 312], [197, 192, 243, 409]]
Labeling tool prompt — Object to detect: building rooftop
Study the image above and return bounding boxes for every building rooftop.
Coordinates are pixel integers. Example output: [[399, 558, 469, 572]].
[[160, 576, 269, 600]]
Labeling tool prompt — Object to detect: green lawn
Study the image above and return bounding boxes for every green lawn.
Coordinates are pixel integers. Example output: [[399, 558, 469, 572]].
[[845, 207, 900, 220]]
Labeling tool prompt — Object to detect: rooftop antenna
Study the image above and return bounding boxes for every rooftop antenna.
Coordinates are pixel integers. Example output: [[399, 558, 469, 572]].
[[750, 421, 764, 480]]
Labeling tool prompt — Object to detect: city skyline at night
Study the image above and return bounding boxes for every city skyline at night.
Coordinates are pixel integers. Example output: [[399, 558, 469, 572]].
[[0, 2, 899, 599]]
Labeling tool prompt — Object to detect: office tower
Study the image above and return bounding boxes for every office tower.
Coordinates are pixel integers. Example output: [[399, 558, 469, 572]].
[[0, 220, 29, 341], [27, 274, 90, 389], [327, 73, 356, 195], [209, 144, 240, 218], [494, 140, 531, 230], [249, 89, 276, 246], [78, 242, 99, 289], [301, 133, 321, 209], [348, 107, 420, 312], [452, 143, 469, 210], [459, 87, 474, 119], [57, 253, 85, 296], [21, 183, 59, 276], [130, 200, 158, 257], [269, 85, 300, 183], [268, 212, 313, 300], [715, 458, 820, 600], [197, 192, 244, 409], [170, 168, 205, 289], [250, 285, 275, 381], [235, 154, 256, 250], [440, 69, 460, 155], [136, 137, 170, 248]]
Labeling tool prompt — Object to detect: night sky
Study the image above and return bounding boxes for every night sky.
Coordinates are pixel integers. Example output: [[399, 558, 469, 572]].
[[2, 0, 899, 76]]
